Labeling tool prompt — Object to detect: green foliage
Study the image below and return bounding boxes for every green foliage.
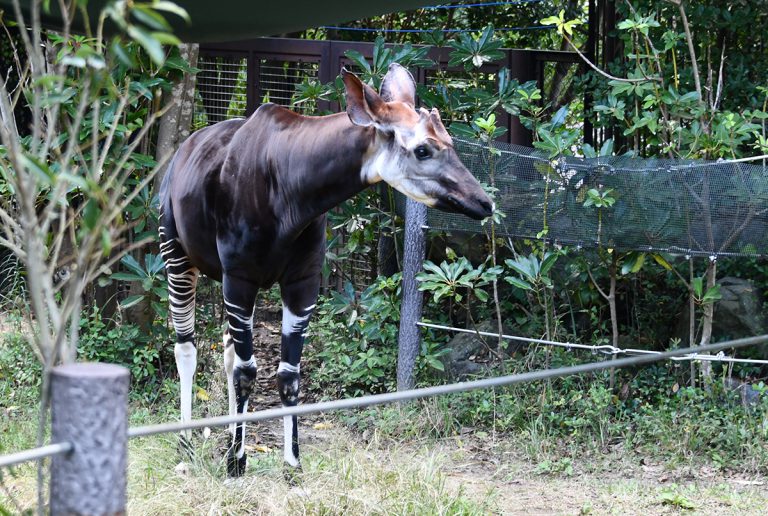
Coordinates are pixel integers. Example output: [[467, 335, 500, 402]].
[[0, 326, 42, 406], [307, 274, 448, 398], [77, 307, 162, 400], [504, 251, 559, 292], [447, 25, 505, 70], [417, 256, 501, 304], [108, 253, 169, 318]]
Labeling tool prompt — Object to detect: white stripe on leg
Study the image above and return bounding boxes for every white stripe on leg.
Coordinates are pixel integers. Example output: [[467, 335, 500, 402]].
[[223, 334, 236, 436], [236, 401, 248, 459], [283, 415, 299, 467], [174, 341, 197, 440]]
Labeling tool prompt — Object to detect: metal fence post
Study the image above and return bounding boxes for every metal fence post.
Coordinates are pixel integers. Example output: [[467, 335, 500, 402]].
[[50, 363, 129, 515], [397, 198, 427, 391]]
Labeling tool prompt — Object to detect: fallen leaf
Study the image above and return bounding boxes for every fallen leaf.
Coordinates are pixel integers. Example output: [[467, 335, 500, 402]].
[[196, 387, 210, 401], [313, 422, 333, 430], [245, 444, 272, 453]]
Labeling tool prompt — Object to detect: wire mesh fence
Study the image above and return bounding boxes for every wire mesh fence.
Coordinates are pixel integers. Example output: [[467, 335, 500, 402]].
[[427, 139, 768, 257]]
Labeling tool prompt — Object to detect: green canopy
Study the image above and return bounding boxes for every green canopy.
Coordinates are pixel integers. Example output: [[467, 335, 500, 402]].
[[4, 1, 457, 43]]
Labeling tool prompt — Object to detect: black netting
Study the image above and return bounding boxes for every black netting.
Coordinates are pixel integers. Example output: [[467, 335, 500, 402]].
[[419, 138, 768, 257]]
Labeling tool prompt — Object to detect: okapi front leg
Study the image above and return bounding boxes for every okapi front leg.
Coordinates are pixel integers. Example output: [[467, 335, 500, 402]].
[[279, 275, 319, 469], [222, 275, 258, 477]]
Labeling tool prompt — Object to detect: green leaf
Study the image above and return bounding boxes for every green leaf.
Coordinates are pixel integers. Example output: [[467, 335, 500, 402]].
[[110, 272, 141, 281], [504, 259, 534, 282], [692, 277, 704, 298], [504, 276, 532, 291], [702, 285, 722, 304], [151, 1, 191, 22], [652, 253, 673, 270], [540, 253, 559, 277], [599, 139, 614, 156], [127, 25, 165, 66], [132, 6, 171, 31], [120, 294, 145, 309]]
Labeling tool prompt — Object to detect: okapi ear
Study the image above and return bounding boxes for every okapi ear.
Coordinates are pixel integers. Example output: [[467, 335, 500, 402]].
[[342, 67, 387, 127], [429, 107, 453, 144], [380, 63, 416, 107]]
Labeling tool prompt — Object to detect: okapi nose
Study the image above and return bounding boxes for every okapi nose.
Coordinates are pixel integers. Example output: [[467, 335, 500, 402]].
[[477, 196, 493, 218]]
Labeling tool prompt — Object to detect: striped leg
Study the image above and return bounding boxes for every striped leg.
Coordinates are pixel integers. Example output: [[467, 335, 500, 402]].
[[278, 276, 319, 469], [222, 274, 258, 477], [159, 226, 199, 442]]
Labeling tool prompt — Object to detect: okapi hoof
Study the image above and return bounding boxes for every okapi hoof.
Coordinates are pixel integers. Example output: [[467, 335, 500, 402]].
[[283, 462, 303, 486], [227, 450, 247, 477]]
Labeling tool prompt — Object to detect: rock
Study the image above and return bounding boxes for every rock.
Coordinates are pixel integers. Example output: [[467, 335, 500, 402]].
[[438, 320, 516, 380], [174, 461, 190, 476], [676, 277, 768, 356], [714, 277, 767, 338], [723, 377, 765, 406]]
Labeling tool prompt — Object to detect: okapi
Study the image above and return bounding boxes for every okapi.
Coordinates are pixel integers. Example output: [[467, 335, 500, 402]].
[[159, 63, 493, 476]]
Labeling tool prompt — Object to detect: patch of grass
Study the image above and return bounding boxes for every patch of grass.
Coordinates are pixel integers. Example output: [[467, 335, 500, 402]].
[[126, 430, 495, 515]]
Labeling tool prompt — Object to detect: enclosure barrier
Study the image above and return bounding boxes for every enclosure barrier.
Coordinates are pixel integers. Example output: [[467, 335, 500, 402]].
[[2, 334, 768, 514], [417, 322, 768, 365]]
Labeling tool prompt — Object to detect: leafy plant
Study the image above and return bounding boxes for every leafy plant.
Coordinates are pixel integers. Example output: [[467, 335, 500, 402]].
[[417, 256, 501, 305], [308, 274, 449, 398], [109, 253, 169, 318], [77, 306, 162, 399]]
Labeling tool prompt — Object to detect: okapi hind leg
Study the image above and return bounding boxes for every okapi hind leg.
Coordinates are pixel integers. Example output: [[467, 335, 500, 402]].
[[159, 223, 200, 446], [222, 275, 259, 477]]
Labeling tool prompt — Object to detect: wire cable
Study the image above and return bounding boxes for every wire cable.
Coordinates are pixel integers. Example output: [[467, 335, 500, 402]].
[[0, 442, 72, 470], [127, 334, 768, 439], [417, 321, 768, 365]]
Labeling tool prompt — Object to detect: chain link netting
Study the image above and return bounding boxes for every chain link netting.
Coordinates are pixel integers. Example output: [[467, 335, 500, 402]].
[[424, 138, 768, 257]]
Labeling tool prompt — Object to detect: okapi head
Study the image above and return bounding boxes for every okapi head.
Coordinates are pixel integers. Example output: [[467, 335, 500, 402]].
[[342, 63, 494, 220]]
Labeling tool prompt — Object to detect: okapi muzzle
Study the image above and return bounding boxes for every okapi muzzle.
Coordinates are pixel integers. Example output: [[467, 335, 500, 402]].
[[344, 64, 493, 220]]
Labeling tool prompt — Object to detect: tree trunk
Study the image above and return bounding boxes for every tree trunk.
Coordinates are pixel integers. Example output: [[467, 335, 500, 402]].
[[154, 44, 200, 191], [608, 253, 618, 390], [125, 44, 199, 331], [698, 259, 717, 381]]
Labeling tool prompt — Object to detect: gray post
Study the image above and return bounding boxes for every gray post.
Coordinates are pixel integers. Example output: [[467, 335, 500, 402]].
[[397, 199, 427, 391], [50, 363, 129, 515]]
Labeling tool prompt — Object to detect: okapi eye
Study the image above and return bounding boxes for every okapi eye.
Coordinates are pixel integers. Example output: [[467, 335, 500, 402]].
[[414, 145, 432, 160]]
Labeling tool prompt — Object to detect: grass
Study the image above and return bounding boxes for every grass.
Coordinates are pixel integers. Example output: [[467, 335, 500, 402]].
[[125, 430, 494, 515], [3, 320, 768, 514], [3, 397, 768, 514]]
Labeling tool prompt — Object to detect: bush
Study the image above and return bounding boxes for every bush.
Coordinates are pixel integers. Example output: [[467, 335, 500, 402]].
[[306, 274, 449, 398], [77, 306, 163, 401], [0, 322, 42, 406]]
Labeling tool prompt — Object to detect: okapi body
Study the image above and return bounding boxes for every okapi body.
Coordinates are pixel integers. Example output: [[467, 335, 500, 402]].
[[159, 64, 493, 476]]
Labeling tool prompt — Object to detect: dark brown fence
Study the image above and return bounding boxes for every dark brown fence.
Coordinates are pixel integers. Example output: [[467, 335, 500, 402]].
[[195, 37, 588, 146]]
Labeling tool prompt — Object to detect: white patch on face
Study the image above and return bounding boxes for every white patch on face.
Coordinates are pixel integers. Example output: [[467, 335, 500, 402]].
[[282, 304, 311, 336], [360, 130, 439, 206]]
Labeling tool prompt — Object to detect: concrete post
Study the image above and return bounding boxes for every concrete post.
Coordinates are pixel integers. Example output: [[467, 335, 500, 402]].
[[50, 363, 129, 515], [397, 199, 427, 391]]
